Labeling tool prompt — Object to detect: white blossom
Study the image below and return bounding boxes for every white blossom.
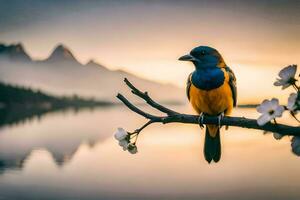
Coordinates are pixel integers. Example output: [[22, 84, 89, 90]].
[[114, 128, 128, 141], [287, 93, 299, 112], [114, 128, 131, 151], [291, 136, 300, 156], [256, 98, 285, 126], [119, 140, 129, 151], [274, 65, 297, 89]]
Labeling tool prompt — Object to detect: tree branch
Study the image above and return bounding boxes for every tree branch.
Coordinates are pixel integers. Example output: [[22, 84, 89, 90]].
[[117, 79, 300, 136], [123, 78, 178, 115]]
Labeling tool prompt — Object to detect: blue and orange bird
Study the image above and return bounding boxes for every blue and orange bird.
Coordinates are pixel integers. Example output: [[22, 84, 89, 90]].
[[179, 46, 237, 163]]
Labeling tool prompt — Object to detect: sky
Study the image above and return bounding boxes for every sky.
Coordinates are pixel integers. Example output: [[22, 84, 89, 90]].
[[0, 0, 300, 103]]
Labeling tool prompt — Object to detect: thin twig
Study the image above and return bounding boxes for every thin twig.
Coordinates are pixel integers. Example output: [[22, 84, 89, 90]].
[[291, 112, 300, 123], [132, 120, 155, 145], [133, 120, 156, 134], [116, 93, 159, 120], [124, 78, 178, 115]]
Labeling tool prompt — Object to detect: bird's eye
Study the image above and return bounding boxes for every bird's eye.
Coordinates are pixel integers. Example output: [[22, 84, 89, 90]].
[[200, 51, 206, 56]]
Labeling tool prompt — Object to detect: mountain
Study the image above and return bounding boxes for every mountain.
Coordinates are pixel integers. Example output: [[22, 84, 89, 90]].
[[45, 44, 77, 63], [0, 43, 184, 103], [0, 43, 31, 61]]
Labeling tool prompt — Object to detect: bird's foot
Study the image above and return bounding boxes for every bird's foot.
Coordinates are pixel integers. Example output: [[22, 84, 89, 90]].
[[217, 112, 225, 128], [198, 113, 205, 129]]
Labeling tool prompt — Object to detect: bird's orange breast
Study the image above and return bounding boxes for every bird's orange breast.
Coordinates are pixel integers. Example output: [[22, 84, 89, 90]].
[[189, 69, 233, 116]]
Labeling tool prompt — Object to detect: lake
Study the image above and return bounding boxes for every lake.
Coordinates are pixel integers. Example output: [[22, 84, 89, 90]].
[[0, 105, 299, 200]]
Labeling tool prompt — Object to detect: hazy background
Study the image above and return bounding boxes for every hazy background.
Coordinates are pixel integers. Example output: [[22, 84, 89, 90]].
[[1, 0, 300, 104], [0, 1, 300, 200]]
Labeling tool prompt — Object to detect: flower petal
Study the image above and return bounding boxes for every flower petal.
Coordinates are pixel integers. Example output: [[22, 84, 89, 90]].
[[257, 114, 272, 126], [274, 79, 284, 86], [257, 99, 272, 113], [270, 98, 279, 107], [274, 105, 284, 117], [119, 140, 128, 151], [281, 83, 292, 90], [287, 93, 297, 111], [114, 128, 128, 141], [279, 65, 297, 80]]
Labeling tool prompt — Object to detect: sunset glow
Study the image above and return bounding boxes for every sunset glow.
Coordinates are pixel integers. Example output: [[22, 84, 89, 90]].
[[1, 1, 299, 104]]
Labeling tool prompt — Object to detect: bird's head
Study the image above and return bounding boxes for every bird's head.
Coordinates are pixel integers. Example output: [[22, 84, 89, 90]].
[[179, 46, 225, 69]]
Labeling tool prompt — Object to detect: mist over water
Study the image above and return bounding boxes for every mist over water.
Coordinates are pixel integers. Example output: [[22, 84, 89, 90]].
[[0, 106, 299, 200]]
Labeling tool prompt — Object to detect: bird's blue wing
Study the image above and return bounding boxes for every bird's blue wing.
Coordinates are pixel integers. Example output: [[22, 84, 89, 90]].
[[186, 73, 192, 101], [225, 66, 237, 107]]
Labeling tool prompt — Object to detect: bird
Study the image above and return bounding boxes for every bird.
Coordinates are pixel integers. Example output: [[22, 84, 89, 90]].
[[179, 46, 237, 163]]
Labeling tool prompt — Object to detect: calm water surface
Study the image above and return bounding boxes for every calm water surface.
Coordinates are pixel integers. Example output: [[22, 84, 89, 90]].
[[0, 106, 299, 200]]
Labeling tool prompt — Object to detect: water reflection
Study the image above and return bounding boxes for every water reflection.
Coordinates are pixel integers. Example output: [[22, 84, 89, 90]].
[[0, 105, 106, 129], [0, 106, 299, 200], [0, 106, 136, 172]]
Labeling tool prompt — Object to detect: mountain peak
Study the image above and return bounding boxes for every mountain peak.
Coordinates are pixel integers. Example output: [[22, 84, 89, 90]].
[[0, 43, 31, 61], [86, 59, 97, 66], [85, 59, 110, 71], [45, 44, 77, 62]]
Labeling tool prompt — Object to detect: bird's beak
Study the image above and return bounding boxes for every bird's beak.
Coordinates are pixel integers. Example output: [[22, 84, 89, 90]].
[[178, 54, 195, 61]]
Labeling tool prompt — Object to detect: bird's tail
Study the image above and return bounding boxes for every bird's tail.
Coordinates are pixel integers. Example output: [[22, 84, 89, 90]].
[[204, 126, 221, 163]]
